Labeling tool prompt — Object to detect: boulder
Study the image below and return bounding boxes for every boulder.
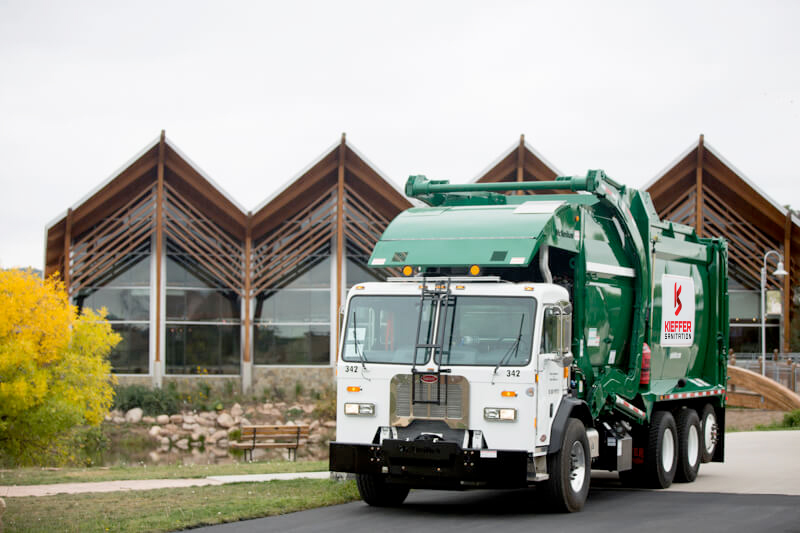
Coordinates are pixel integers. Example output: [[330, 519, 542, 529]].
[[170, 414, 183, 424], [142, 415, 156, 424], [125, 408, 143, 424], [217, 413, 235, 428], [239, 417, 251, 426], [230, 403, 244, 418], [216, 438, 229, 448], [190, 432, 201, 442], [148, 425, 161, 437], [309, 420, 320, 431], [209, 429, 228, 443], [112, 416, 126, 424], [196, 416, 215, 427], [148, 451, 160, 463], [159, 436, 170, 446], [183, 414, 196, 424], [212, 448, 229, 458], [156, 414, 170, 425], [182, 422, 200, 431], [323, 420, 337, 428], [175, 438, 189, 450]]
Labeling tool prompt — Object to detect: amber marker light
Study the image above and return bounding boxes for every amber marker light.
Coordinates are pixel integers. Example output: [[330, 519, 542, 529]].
[[455, 285, 465, 290], [564, 367, 569, 378], [524, 286, 534, 291], [346, 386, 361, 392], [402, 265, 413, 276], [469, 265, 481, 276], [355, 285, 365, 290], [501, 390, 517, 398]]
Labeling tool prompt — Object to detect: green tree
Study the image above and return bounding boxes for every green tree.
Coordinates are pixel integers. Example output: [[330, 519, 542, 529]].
[[0, 270, 119, 465]]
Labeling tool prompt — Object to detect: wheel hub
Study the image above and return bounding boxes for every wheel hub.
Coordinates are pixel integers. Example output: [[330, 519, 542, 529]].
[[568, 441, 586, 492]]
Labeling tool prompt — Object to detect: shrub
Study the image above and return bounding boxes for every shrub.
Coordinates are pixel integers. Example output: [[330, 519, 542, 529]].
[[781, 409, 800, 428], [113, 384, 180, 415], [0, 270, 118, 466], [313, 386, 337, 421]]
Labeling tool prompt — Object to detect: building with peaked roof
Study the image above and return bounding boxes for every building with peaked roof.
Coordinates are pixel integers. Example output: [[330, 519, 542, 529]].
[[44, 132, 799, 392], [644, 135, 799, 355], [45, 132, 410, 391]]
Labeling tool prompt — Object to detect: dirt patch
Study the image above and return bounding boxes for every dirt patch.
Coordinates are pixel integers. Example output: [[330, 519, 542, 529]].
[[726, 408, 788, 431]]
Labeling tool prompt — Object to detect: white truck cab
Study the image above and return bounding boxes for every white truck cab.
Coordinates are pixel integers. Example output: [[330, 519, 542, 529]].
[[330, 277, 588, 506]]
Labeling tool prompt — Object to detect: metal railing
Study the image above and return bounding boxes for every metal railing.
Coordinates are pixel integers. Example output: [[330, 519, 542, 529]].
[[728, 353, 800, 393]]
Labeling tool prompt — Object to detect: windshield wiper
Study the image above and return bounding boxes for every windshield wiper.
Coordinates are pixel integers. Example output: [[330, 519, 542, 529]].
[[492, 314, 525, 385], [351, 311, 370, 379]]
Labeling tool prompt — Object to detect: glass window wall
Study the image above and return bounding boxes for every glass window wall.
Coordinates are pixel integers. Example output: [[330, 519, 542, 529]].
[[74, 250, 150, 374], [165, 244, 241, 375], [254, 254, 331, 365]]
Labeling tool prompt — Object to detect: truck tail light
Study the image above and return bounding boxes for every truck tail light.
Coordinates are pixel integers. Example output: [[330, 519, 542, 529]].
[[640, 343, 651, 385]]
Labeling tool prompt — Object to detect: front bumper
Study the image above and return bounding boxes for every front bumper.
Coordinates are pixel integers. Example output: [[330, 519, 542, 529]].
[[329, 440, 529, 489]]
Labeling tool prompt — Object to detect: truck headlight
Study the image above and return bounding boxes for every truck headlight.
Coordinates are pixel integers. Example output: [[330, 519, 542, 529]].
[[344, 403, 375, 416], [484, 407, 517, 421]]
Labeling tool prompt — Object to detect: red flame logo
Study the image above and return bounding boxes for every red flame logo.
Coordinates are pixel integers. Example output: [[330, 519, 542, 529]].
[[674, 283, 682, 316]]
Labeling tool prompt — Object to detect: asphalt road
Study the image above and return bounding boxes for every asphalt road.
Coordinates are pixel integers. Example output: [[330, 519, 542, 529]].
[[193, 431, 800, 533], [194, 489, 800, 533]]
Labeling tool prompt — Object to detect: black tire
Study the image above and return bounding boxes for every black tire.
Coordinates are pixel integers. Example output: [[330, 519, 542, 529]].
[[699, 403, 718, 463], [675, 408, 701, 483], [355, 474, 409, 507], [543, 418, 591, 513], [642, 410, 678, 489]]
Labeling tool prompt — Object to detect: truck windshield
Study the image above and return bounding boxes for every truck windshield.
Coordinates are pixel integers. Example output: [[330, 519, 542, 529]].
[[342, 294, 534, 367], [436, 296, 535, 367], [342, 296, 434, 365]]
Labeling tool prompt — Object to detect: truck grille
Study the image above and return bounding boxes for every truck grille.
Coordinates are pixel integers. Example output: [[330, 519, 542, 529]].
[[391, 374, 469, 429]]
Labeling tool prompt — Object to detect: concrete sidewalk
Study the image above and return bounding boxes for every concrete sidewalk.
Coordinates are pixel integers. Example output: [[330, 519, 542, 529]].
[[2, 430, 799, 499], [0, 471, 330, 498]]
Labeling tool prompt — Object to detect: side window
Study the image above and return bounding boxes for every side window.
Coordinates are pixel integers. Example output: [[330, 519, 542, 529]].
[[541, 306, 559, 354], [540, 303, 572, 355]]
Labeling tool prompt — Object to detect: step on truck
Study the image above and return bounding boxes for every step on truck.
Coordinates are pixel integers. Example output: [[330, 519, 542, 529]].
[[329, 170, 728, 512]]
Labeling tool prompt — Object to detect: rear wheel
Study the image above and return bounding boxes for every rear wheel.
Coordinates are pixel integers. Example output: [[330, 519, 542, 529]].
[[642, 410, 677, 488], [699, 403, 718, 463], [675, 408, 701, 482], [355, 474, 409, 507], [543, 418, 591, 513]]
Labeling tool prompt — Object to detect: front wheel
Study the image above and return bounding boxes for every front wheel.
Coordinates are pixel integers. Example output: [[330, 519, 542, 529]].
[[543, 418, 591, 513], [356, 474, 409, 507]]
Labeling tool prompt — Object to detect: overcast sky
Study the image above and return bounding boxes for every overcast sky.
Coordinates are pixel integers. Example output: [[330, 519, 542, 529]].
[[1, 1, 799, 269]]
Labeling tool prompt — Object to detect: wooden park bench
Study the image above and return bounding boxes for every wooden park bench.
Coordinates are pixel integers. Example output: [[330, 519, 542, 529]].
[[229, 424, 310, 461]]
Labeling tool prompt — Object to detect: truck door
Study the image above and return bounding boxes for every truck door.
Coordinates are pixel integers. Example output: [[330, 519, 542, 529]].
[[537, 303, 572, 447]]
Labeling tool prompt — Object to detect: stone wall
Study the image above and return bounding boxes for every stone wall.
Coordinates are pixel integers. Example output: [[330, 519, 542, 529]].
[[252, 367, 335, 396], [115, 367, 336, 394], [162, 376, 241, 395], [115, 375, 154, 387]]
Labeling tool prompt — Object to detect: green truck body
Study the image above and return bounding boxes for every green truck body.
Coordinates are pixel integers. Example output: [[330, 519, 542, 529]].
[[330, 170, 728, 512], [373, 171, 728, 421]]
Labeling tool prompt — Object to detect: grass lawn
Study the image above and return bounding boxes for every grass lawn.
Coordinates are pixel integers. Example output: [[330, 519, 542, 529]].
[[0, 460, 328, 486], [3, 478, 359, 532]]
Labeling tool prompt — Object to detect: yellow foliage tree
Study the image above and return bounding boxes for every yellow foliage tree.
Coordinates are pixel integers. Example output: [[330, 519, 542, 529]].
[[0, 270, 119, 465]]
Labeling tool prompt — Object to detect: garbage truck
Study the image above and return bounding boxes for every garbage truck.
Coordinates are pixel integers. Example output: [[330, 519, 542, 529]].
[[329, 170, 728, 512]]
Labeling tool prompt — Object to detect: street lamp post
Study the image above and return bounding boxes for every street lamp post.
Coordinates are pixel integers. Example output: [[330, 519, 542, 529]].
[[761, 250, 788, 376]]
